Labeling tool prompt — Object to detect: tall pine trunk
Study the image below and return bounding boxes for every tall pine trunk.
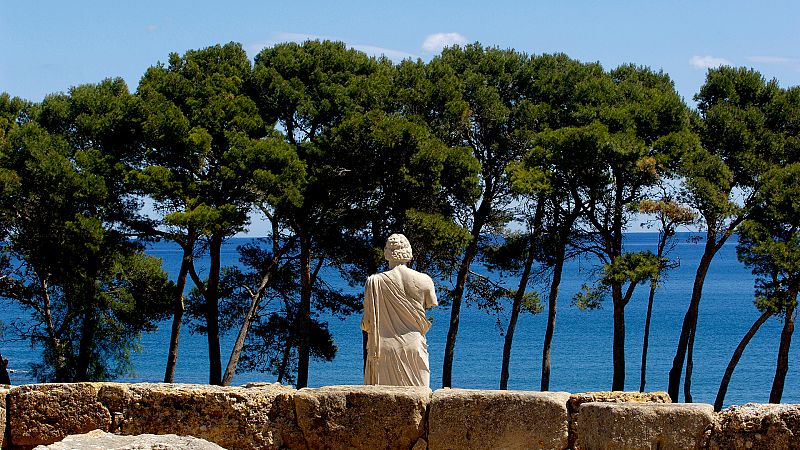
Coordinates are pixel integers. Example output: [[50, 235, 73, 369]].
[[639, 277, 657, 392], [640, 229, 669, 392], [499, 238, 536, 390], [541, 247, 565, 391], [442, 201, 489, 388], [612, 284, 626, 391], [164, 247, 191, 383], [685, 327, 696, 402], [769, 303, 796, 403], [205, 234, 223, 385], [222, 248, 280, 386], [296, 236, 312, 388], [610, 182, 625, 391], [222, 283, 265, 386], [668, 241, 715, 401], [714, 310, 771, 411]]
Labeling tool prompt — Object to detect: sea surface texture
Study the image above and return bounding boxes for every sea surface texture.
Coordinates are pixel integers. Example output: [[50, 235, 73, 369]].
[[1, 232, 797, 408]]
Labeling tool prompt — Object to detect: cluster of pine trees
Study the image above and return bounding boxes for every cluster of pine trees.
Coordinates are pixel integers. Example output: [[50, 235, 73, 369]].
[[0, 41, 797, 408]]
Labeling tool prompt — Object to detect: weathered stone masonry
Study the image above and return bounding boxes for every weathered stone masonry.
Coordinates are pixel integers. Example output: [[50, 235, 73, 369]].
[[2, 383, 799, 449]]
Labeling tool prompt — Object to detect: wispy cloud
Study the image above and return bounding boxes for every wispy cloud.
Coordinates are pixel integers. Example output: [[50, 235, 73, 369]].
[[747, 55, 800, 66], [689, 55, 733, 69], [146, 24, 159, 33], [249, 32, 329, 54], [249, 32, 415, 61], [351, 45, 417, 61], [422, 32, 468, 53], [273, 32, 329, 43]]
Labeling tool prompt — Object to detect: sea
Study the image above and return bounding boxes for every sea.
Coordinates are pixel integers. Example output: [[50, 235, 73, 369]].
[[1, 232, 797, 408]]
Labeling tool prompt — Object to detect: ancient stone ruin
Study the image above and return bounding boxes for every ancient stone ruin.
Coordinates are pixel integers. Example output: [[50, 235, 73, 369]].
[[2, 382, 798, 449]]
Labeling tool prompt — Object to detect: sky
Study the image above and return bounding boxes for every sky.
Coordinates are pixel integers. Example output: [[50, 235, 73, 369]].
[[2, 0, 799, 104], [2, 0, 799, 234]]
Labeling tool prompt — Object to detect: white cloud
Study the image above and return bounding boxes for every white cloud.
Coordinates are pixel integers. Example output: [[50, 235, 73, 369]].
[[422, 32, 468, 53], [146, 24, 159, 33], [689, 55, 733, 69], [351, 45, 417, 61], [248, 32, 416, 62], [249, 32, 329, 54], [273, 32, 329, 43]]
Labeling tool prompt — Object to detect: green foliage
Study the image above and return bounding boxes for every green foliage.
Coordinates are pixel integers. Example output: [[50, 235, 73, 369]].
[[0, 81, 173, 382], [409, 43, 540, 235], [637, 198, 696, 227], [136, 42, 290, 238], [602, 251, 662, 286], [738, 163, 800, 315], [573, 284, 605, 311], [681, 66, 785, 222]]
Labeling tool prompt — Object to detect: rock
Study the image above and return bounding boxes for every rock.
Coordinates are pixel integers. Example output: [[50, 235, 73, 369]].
[[411, 438, 428, 450], [710, 403, 800, 449], [575, 402, 714, 450], [428, 388, 570, 450], [9, 383, 112, 447], [33, 429, 226, 449], [568, 391, 671, 410], [293, 385, 430, 450], [0, 386, 9, 448], [567, 391, 670, 448], [99, 383, 303, 450]]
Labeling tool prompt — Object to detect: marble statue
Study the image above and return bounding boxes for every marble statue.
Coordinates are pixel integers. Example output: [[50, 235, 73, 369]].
[[361, 234, 438, 387]]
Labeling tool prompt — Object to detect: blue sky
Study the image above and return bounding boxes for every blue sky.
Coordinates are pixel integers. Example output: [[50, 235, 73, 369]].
[[2, 0, 799, 104]]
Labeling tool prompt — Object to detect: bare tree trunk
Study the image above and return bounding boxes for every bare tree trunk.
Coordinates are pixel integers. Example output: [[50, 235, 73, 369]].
[[668, 246, 715, 401], [684, 326, 695, 402], [612, 284, 626, 391], [639, 278, 657, 392], [715, 310, 771, 411], [541, 249, 565, 391], [443, 202, 488, 388], [205, 234, 223, 386], [164, 247, 191, 383], [296, 236, 312, 388], [222, 247, 280, 386], [500, 238, 536, 390], [769, 304, 796, 404], [640, 227, 671, 393], [222, 290, 263, 386]]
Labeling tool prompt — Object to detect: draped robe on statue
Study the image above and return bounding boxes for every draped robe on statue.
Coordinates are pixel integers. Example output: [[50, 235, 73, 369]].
[[361, 265, 437, 387]]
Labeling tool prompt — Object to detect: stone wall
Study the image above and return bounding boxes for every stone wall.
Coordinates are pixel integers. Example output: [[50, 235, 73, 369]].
[[1, 383, 798, 449]]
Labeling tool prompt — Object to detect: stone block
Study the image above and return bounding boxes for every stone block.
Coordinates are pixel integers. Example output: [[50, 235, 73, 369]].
[[8, 383, 112, 447], [428, 388, 570, 450], [568, 391, 671, 411], [567, 391, 670, 448], [32, 429, 225, 449], [102, 383, 302, 450], [293, 385, 430, 450], [0, 387, 9, 449], [710, 403, 800, 450], [575, 402, 714, 450]]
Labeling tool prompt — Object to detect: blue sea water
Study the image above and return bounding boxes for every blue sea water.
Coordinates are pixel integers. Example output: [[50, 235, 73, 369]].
[[1, 232, 797, 408]]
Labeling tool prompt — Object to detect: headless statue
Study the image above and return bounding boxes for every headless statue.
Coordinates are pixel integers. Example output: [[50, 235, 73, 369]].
[[361, 234, 437, 387]]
